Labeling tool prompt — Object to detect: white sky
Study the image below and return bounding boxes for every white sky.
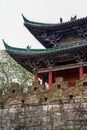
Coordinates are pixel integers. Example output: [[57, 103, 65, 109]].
[[0, 0, 87, 50]]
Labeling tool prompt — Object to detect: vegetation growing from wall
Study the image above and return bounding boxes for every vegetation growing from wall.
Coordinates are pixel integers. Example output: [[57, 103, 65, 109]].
[[14, 124, 22, 130]]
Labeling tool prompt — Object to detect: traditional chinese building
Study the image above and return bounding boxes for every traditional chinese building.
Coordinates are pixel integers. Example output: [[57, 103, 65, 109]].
[[3, 15, 87, 89]]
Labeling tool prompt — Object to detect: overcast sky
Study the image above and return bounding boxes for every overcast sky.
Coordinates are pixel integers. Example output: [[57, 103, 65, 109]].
[[0, 0, 87, 49]]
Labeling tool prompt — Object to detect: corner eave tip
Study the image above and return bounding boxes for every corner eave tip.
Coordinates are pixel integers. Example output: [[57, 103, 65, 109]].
[[21, 14, 30, 23], [2, 39, 5, 44], [2, 39, 6, 47], [21, 13, 25, 22]]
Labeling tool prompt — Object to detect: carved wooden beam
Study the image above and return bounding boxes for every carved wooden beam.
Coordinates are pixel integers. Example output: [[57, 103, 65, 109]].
[[44, 59, 55, 68], [38, 61, 87, 73]]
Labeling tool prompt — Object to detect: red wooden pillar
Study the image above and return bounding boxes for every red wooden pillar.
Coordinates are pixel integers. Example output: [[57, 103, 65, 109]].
[[48, 71, 53, 90], [79, 66, 83, 80], [34, 73, 38, 81]]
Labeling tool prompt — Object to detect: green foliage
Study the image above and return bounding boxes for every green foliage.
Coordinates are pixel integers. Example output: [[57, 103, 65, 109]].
[[14, 124, 22, 130], [0, 50, 33, 93], [55, 95, 63, 104], [38, 95, 43, 105], [66, 128, 72, 130], [57, 95, 62, 100], [55, 95, 62, 101]]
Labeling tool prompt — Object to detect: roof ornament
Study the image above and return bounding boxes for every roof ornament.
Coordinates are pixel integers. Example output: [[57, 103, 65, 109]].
[[27, 45, 31, 51], [70, 15, 77, 21], [60, 18, 63, 23]]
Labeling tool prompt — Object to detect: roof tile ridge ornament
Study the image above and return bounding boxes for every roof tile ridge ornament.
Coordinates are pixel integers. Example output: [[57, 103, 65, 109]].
[[22, 14, 87, 28]]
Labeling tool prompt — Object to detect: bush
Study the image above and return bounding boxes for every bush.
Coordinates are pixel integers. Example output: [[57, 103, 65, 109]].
[[14, 124, 22, 130]]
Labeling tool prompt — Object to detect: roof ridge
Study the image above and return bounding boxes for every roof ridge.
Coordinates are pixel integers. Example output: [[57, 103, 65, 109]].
[[22, 15, 87, 27]]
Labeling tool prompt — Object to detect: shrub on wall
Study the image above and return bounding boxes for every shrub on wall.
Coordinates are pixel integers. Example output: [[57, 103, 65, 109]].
[[38, 95, 43, 105], [14, 124, 22, 130]]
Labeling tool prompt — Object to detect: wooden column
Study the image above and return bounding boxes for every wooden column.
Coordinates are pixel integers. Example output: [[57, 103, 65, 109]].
[[79, 65, 83, 80], [48, 71, 53, 90], [34, 73, 38, 81]]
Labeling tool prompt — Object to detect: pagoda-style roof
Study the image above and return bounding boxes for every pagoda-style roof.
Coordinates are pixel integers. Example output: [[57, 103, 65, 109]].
[[22, 15, 87, 48], [3, 40, 87, 74]]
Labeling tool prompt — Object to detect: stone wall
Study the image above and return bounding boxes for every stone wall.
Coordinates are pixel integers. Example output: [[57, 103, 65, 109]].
[[0, 98, 87, 130], [0, 75, 87, 129]]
